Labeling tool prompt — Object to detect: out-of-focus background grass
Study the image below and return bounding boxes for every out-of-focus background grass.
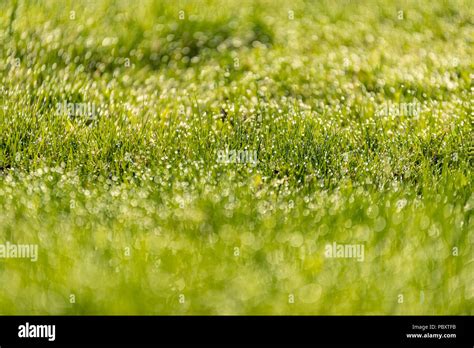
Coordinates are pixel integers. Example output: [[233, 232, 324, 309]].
[[0, 0, 472, 314]]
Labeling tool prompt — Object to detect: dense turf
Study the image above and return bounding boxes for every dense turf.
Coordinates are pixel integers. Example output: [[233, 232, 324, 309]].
[[0, 0, 472, 314]]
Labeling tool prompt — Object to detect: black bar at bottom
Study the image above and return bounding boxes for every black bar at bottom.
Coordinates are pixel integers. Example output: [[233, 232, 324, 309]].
[[0, 316, 471, 346]]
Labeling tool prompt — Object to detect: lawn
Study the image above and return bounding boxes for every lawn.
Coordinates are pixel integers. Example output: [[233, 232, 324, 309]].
[[0, 0, 472, 314]]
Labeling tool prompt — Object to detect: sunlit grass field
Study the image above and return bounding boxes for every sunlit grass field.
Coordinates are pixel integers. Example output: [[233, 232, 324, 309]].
[[0, 0, 472, 314]]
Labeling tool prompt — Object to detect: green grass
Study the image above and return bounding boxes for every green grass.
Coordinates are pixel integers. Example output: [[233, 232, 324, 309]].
[[0, 0, 472, 314]]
